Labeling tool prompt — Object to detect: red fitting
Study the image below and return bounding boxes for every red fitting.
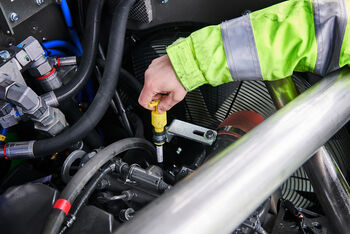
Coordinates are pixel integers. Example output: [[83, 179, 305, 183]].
[[37, 67, 55, 80]]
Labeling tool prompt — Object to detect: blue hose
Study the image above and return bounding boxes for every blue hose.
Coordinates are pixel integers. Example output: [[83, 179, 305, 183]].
[[43, 40, 81, 56], [46, 49, 68, 57], [60, 0, 83, 55]]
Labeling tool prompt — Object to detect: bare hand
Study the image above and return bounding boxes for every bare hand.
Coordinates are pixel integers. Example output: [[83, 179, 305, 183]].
[[138, 55, 187, 113]]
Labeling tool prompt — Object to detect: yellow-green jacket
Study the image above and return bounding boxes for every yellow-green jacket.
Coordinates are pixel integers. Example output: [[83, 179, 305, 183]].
[[166, 0, 350, 91]]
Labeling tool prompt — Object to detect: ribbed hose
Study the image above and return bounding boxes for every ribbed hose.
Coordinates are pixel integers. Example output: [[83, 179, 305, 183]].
[[54, 0, 104, 102], [41, 138, 155, 234], [33, 0, 136, 157]]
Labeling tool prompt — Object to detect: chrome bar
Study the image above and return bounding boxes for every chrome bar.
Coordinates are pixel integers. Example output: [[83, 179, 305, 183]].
[[266, 76, 350, 234], [115, 69, 350, 234]]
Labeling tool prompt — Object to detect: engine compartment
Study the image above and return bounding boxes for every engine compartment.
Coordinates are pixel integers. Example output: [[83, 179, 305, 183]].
[[0, 1, 348, 233]]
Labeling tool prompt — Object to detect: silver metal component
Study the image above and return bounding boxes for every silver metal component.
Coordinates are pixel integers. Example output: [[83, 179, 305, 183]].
[[57, 56, 77, 67], [109, 194, 128, 201], [119, 208, 135, 222], [34, 107, 68, 136], [40, 91, 59, 107], [9, 12, 19, 22], [303, 147, 350, 233], [5, 82, 39, 110], [156, 145, 163, 163], [176, 147, 182, 155], [36, 70, 62, 91], [166, 119, 217, 145], [19, 36, 45, 62], [0, 50, 10, 61], [29, 58, 52, 77], [0, 103, 21, 128], [115, 69, 350, 234], [0, 141, 35, 159], [36, 0, 45, 6]]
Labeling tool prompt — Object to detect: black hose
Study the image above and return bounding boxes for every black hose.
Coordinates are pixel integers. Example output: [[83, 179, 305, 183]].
[[54, 0, 105, 103], [59, 166, 113, 234], [60, 100, 104, 148], [33, 0, 136, 157], [41, 138, 155, 234]]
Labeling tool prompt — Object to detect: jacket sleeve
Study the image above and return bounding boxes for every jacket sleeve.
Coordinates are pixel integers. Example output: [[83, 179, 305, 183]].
[[166, 0, 350, 91]]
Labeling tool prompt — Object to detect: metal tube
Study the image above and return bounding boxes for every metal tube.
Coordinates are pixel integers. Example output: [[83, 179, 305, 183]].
[[266, 76, 350, 233], [114, 69, 350, 234]]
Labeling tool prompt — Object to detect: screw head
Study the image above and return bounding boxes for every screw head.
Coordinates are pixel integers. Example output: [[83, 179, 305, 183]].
[[36, 0, 45, 5], [205, 130, 215, 140], [9, 12, 19, 22]]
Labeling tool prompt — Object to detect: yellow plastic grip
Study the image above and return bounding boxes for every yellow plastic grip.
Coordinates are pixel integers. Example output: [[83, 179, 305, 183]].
[[149, 100, 167, 133]]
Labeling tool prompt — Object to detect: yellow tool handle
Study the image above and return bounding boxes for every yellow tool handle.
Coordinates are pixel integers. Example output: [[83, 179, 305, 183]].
[[149, 100, 167, 133]]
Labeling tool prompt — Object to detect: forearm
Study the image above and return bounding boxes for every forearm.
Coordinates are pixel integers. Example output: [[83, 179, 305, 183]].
[[167, 0, 350, 91]]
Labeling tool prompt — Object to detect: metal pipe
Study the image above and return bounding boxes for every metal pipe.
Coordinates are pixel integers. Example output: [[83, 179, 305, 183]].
[[114, 69, 350, 234], [266, 76, 350, 233]]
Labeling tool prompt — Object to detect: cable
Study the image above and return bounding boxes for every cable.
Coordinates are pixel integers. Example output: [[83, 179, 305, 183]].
[[43, 40, 81, 56], [60, 0, 83, 55], [33, 0, 136, 157], [47, 49, 68, 57], [54, 0, 105, 103], [41, 138, 155, 234]]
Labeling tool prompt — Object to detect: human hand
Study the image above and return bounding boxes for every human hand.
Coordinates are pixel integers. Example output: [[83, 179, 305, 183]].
[[138, 55, 187, 113]]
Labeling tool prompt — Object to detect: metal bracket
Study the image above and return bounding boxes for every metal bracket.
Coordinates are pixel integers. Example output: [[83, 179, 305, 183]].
[[166, 119, 217, 145]]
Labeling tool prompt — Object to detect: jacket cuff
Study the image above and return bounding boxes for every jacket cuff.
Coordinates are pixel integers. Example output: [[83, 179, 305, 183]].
[[166, 37, 208, 91]]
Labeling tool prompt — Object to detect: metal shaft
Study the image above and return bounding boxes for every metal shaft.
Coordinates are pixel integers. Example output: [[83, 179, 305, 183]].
[[114, 69, 350, 234], [266, 76, 350, 233]]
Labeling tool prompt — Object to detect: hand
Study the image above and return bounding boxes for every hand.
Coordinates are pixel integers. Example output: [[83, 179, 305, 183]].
[[138, 55, 187, 113]]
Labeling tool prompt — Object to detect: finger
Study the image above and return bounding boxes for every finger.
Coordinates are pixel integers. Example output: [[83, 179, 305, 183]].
[[138, 86, 158, 110], [157, 93, 177, 113]]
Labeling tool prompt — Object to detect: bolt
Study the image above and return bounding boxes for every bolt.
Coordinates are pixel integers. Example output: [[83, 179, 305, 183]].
[[176, 147, 182, 155], [161, 0, 168, 3], [36, 0, 45, 5], [205, 130, 215, 140], [9, 12, 19, 22], [0, 50, 10, 60], [242, 10, 252, 15]]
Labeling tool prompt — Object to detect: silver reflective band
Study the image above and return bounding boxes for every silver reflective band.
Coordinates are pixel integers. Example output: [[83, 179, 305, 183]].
[[313, 0, 347, 75], [221, 14, 262, 81]]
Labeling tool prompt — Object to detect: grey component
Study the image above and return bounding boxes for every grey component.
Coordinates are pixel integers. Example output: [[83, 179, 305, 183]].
[[0, 59, 26, 84], [128, 164, 169, 191], [9, 12, 19, 22], [221, 14, 262, 81], [15, 49, 31, 67], [29, 57, 52, 77], [56, 56, 77, 67], [5, 82, 40, 110], [313, 0, 347, 75], [34, 107, 68, 136], [22, 95, 46, 119], [119, 208, 135, 222], [166, 119, 217, 145], [129, 0, 153, 23], [156, 145, 163, 163], [114, 69, 350, 234], [0, 141, 34, 159], [61, 150, 87, 184], [36, 69, 62, 91], [0, 78, 15, 100], [36, 0, 45, 6], [0, 50, 11, 60], [40, 91, 59, 107], [19, 36, 45, 62], [0, 102, 21, 128]]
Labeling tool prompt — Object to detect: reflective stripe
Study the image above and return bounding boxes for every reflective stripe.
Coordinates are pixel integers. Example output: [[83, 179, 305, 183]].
[[313, 0, 347, 75], [221, 14, 262, 81]]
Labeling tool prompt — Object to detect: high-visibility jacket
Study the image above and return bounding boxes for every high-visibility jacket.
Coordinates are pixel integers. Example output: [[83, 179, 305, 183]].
[[166, 0, 350, 91]]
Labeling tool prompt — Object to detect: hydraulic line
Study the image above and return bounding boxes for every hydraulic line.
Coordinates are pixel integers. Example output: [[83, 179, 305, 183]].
[[43, 40, 80, 56], [32, 0, 136, 157], [54, 0, 105, 103], [59, 166, 113, 234], [41, 138, 155, 234]]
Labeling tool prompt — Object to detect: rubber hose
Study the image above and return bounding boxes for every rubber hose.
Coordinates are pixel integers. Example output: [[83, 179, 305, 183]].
[[59, 166, 113, 234], [33, 0, 136, 157], [54, 0, 104, 103], [59, 100, 103, 148], [41, 138, 155, 234]]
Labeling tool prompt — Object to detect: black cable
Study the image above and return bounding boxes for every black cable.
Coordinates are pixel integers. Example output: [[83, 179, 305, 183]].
[[59, 166, 113, 234], [225, 81, 243, 119], [54, 0, 105, 103], [33, 0, 136, 157], [41, 138, 155, 234]]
